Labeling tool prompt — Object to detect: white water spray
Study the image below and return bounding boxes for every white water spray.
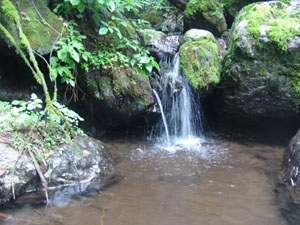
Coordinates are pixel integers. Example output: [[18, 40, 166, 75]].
[[152, 54, 205, 150]]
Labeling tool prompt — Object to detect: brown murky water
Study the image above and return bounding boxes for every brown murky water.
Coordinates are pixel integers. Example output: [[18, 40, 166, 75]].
[[0, 138, 286, 225]]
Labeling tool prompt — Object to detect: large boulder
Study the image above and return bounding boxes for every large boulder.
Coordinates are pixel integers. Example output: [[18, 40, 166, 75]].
[[179, 29, 221, 98], [219, 1, 300, 121], [80, 66, 155, 127], [45, 136, 114, 188], [0, 0, 64, 56], [0, 135, 114, 204], [183, 0, 227, 37]]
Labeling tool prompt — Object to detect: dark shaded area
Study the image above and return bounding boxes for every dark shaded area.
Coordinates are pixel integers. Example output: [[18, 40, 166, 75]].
[[203, 95, 300, 146]]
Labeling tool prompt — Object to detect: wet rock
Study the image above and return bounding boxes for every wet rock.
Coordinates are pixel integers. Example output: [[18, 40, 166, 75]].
[[218, 1, 300, 121], [0, 0, 64, 56], [141, 29, 182, 60], [180, 29, 221, 98], [284, 129, 300, 188], [45, 136, 114, 189], [183, 0, 227, 37], [0, 142, 36, 204], [80, 66, 155, 128]]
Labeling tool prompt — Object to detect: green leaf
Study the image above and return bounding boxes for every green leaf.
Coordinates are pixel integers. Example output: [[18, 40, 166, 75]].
[[70, 0, 80, 6], [77, 3, 86, 12], [99, 27, 108, 35], [107, 1, 116, 12], [145, 63, 153, 73], [57, 49, 67, 60], [121, 21, 127, 27], [71, 50, 80, 63]]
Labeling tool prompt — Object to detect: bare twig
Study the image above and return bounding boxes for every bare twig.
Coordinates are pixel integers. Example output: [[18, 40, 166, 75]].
[[28, 149, 51, 206]]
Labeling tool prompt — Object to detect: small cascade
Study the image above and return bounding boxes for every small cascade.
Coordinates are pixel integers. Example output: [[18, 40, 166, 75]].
[[152, 53, 205, 149]]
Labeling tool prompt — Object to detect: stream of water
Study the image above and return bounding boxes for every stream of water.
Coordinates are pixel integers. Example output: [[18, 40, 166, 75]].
[[0, 138, 286, 225]]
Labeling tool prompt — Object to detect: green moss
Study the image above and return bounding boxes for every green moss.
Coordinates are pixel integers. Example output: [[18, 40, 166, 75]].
[[180, 35, 221, 95], [184, 0, 223, 21], [141, 12, 162, 26], [242, 2, 300, 52], [0, 0, 64, 55], [1, 0, 20, 21]]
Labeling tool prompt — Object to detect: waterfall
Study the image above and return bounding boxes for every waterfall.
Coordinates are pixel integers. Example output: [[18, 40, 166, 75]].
[[152, 53, 205, 148], [152, 89, 170, 145]]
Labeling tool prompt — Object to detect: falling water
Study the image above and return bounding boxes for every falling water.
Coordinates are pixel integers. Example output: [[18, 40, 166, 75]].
[[152, 53, 205, 148], [152, 89, 170, 145]]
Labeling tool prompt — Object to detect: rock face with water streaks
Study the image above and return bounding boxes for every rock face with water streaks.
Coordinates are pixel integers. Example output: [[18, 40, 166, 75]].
[[183, 0, 227, 37], [284, 129, 300, 189], [218, 1, 300, 121], [180, 29, 221, 98]]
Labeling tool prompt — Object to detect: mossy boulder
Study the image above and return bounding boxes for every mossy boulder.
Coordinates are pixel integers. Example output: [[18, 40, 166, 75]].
[[0, 0, 64, 55], [81, 66, 155, 126], [219, 1, 300, 120], [179, 29, 221, 98], [183, 0, 227, 37]]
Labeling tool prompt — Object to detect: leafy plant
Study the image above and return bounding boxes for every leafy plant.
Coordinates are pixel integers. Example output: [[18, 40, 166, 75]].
[[50, 21, 91, 87]]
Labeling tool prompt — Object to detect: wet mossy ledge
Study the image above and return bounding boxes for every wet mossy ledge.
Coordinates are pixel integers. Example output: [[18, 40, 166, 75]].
[[218, 0, 300, 121], [179, 29, 221, 99]]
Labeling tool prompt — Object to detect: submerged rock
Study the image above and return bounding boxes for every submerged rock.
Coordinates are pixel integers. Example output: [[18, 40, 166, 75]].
[[183, 0, 227, 37], [179, 29, 221, 98], [0, 0, 64, 56], [219, 1, 300, 120]]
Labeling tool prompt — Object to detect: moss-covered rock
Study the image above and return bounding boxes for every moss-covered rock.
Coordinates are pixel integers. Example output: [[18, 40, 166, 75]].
[[180, 29, 221, 98], [0, 0, 64, 55], [219, 1, 300, 120], [183, 0, 227, 37], [81, 65, 155, 125]]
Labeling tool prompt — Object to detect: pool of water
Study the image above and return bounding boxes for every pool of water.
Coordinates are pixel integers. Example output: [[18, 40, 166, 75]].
[[0, 137, 286, 225]]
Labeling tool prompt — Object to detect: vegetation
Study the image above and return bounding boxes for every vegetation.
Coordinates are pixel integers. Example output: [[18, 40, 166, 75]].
[[241, 1, 300, 52], [180, 34, 221, 97]]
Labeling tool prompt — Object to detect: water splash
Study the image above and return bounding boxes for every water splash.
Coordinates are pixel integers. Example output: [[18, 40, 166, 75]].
[[152, 53, 205, 151]]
